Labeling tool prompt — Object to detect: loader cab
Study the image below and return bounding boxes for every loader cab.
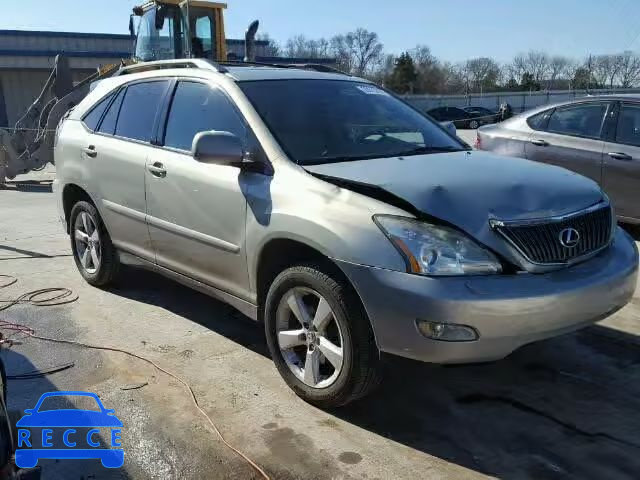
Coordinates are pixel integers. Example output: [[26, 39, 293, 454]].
[[133, 1, 227, 62]]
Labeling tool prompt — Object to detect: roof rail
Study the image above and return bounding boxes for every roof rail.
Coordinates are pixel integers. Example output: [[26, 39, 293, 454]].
[[290, 64, 350, 75], [114, 59, 227, 76], [220, 60, 349, 75]]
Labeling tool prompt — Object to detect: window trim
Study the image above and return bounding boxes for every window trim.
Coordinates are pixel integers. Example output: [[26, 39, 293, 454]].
[[238, 78, 467, 165], [112, 78, 174, 144], [526, 109, 552, 131], [543, 101, 612, 141], [95, 87, 126, 136], [612, 101, 640, 148], [158, 78, 250, 155], [81, 90, 118, 132]]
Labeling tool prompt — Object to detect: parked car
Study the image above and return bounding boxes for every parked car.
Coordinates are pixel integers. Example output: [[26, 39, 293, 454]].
[[462, 106, 500, 124], [54, 61, 638, 408], [476, 95, 640, 224], [427, 106, 488, 129]]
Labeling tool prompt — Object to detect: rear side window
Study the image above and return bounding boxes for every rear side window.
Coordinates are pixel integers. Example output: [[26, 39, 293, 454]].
[[163, 81, 246, 151], [82, 92, 114, 131], [526, 110, 551, 130], [616, 103, 640, 147], [97, 88, 125, 135], [547, 103, 608, 139], [115, 81, 169, 142]]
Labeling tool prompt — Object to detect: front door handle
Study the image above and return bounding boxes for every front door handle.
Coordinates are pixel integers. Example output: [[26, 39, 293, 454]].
[[530, 139, 549, 147], [83, 145, 97, 158], [147, 162, 167, 178], [608, 152, 632, 161]]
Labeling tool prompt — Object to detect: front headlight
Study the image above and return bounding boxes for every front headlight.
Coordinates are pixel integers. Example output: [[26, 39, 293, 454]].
[[374, 215, 502, 276]]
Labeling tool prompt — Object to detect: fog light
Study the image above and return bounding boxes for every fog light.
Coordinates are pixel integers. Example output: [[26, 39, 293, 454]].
[[417, 320, 478, 342]]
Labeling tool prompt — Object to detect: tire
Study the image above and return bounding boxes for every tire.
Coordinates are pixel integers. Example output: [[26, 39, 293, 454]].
[[69, 201, 119, 287], [264, 263, 381, 408], [469, 120, 479, 129]]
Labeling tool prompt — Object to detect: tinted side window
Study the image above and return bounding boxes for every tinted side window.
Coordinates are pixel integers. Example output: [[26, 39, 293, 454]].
[[164, 82, 246, 151], [82, 92, 114, 131], [448, 108, 467, 120], [547, 103, 608, 139], [526, 110, 551, 130], [97, 89, 125, 135], [115, 81, 169, 142], [616, 103, 640, 147]]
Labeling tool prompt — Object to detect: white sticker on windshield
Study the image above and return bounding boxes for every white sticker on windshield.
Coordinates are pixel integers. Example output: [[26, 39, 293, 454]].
[[356, 85, 389, 96]]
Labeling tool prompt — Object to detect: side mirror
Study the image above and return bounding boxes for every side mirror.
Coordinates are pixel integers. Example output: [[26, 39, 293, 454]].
[[129, 15, 135, 37], [192, 131, 244, 166]]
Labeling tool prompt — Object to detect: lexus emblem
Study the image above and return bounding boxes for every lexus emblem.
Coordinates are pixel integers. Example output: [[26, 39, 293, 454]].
[[559, 227, 580, 248]]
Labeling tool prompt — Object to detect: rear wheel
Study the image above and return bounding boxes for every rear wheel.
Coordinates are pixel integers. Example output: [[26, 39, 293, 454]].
[[469, 119, 479, 129], [70, 201, 119, 287], [264, 264, 381, 408]]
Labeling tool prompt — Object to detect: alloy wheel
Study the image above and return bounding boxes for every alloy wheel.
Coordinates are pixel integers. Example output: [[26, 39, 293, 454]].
[[74, 211, 101, 274], [276, 287, 345, 389]]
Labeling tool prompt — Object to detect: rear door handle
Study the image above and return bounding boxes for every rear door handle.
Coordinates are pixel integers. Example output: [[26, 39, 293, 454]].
[[530, 139, 549, 147], [608, 152, 632, 161], [147, 162, 167, 178], [83, 145, 97, 158]]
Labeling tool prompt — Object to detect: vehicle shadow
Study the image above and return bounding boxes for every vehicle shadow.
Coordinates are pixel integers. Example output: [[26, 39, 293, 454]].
[[111, 267, 270, 357], [1, 348, 131, 479], [111, 267, 640, 480]]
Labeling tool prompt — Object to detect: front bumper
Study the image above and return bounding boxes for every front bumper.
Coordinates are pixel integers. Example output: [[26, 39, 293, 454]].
[[336, 227, 638, 363]]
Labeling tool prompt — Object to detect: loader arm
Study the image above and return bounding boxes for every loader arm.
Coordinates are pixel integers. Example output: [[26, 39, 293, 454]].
[[0, 55, 120, 183]]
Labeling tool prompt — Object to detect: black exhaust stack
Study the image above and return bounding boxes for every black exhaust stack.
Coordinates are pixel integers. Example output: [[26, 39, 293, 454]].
[[244, 20, 260, 62]]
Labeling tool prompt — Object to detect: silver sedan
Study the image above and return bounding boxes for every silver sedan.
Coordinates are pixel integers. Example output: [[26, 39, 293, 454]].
[[476, 95, 640, 223]]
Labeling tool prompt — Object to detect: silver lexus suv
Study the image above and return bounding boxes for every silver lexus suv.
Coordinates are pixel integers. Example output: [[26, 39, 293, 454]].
[[54, 59, 638, 408]]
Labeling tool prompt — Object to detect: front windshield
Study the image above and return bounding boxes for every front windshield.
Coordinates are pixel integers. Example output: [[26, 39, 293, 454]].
[[134, 6, 183, 62], [239, 80, 465, 165]]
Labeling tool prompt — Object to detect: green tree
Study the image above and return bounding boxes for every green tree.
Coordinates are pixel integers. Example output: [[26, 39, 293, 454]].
[[387, 52, 418, 93], [572, 67, 597, 89], [520, 71, 540, 91]]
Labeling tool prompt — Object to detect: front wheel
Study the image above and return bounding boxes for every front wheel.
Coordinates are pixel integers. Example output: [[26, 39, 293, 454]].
[[264, 264, 381, 408], [469, 119, 479, 129]]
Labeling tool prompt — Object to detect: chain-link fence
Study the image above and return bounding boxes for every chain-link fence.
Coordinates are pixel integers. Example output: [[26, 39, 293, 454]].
[[403, 88, 640, 114]]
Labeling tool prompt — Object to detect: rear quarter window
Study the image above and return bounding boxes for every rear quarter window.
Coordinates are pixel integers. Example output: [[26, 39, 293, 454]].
[[82, 92, 115, 131], [526, 110, 551, 130]]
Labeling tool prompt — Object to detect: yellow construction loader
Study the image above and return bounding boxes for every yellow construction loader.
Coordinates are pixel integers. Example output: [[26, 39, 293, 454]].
[[0, 0, 259, 183]]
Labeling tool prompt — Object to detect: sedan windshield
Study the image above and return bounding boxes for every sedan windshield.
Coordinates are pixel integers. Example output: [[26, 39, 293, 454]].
[[239, 79, 465, 165]]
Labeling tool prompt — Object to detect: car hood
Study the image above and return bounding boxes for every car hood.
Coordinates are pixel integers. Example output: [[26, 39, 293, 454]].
[[305, 150, 604, 265]]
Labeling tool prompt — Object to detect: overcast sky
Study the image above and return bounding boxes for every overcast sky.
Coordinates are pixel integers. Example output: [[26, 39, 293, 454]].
[[2, 0, 640, 62]]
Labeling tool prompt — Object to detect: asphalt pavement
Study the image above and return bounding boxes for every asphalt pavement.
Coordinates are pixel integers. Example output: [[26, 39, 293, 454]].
[[1, 166, 639, 480]]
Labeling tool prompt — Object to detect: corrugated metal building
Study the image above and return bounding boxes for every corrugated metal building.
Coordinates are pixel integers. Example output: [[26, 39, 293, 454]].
[[0, 30, 333, 127]]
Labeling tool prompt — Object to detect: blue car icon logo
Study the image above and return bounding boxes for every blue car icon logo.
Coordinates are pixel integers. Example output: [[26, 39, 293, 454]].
[[15, 391, 124, 469]]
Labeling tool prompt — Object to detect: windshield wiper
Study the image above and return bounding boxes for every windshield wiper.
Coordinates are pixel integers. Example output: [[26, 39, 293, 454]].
[[395, 145, 467, 157], [302, 154, 386, 165]]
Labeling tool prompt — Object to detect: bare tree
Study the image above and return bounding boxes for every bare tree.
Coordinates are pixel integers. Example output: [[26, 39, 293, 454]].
[[464, 57, 500, 92], [525, 51, 550, 83], [410, 45, 446, 93], [331, 29, 383, 75], [548, 56, 571, 88], [590, 54, 621, 88], [615, 51, 640, 87], [508, 53, 528, 81], [256, 33, 281, 57], [284, 35, 331, 58]]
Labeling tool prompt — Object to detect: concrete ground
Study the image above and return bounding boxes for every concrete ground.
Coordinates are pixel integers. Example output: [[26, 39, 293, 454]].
[[1, 166, 639, 480]]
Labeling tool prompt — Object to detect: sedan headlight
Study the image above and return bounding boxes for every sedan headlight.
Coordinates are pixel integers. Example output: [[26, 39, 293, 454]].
[[374, 215, 502, 276]]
